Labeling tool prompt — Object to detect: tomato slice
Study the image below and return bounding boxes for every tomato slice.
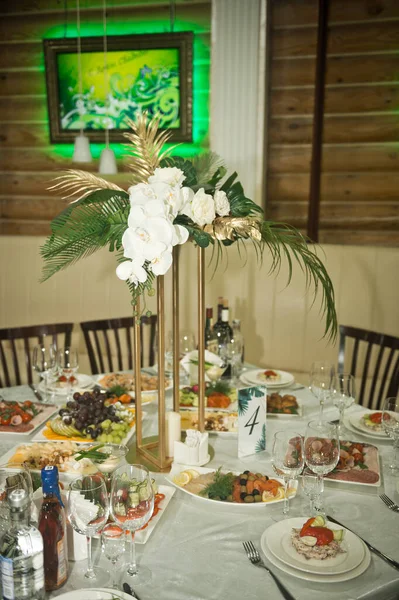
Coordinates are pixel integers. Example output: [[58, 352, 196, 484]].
[[307, 527, 334, 546], [370, 412, 382, 424], [300, 517, 315, 536]]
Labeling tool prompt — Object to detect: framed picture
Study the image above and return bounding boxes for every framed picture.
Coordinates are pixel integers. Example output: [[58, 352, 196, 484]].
[[43, 32, 193, 144]]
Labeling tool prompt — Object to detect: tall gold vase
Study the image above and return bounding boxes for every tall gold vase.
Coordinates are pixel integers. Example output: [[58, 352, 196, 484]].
[[133, 246, 206, 471]]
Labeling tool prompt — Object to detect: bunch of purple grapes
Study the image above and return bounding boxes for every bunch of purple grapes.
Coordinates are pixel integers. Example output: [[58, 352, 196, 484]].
[[58, 388, 122, 439]]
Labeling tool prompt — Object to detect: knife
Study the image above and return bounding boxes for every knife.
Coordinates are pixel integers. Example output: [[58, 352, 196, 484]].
[[123, 582, 142, 599], [29, 384, 44, 402], [327, 515, 399, 570]]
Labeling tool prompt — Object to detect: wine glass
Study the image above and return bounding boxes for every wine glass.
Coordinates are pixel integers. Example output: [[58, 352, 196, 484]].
[[102, 523, 126, 589], [68, 474, 110, 588], [309, 361, 335, 421], [56, 347, 79, 401], [382, 397, 399, 472], [271, 431, 304, 515], [219, 335, 243, 385], [110, 464, 154, 586], [89, 443, 128, 490], [32, 344, 56, 402], [331, 373, 356, 437], [304, 420, 340, 515], [301, 467, 324, 516]]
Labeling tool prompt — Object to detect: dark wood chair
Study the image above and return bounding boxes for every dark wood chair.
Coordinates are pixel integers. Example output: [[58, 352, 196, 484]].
[[338, 325, 399, 410], [80, 316, 157, 375], [0, 322, 74, 387]]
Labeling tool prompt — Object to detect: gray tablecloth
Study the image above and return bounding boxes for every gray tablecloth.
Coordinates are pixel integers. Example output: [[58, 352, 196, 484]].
[[1, 383, 398, 600]]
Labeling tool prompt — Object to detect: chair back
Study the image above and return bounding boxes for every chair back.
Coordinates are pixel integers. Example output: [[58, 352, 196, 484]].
[[0, 323, 74, 387], [80, 315, 157, 375], [338, 325, 399, 410]]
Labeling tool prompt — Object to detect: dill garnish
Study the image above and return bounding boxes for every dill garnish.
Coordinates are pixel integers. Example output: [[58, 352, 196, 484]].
[[200, 467, 236, 500]]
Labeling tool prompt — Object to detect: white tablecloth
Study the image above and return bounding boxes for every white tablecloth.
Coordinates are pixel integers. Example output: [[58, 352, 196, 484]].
[[1, 382, 398, 600]]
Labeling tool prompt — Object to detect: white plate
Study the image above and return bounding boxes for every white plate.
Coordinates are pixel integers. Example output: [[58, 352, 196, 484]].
[[260, 530, 371, 583], [180, 410, 238, 435], [240, 369, 295, 389], [32, 414, 137, 445], [348, 411, 388, 439], [265, 517, 365, 575], [0, 401, 58, 437], [55, 588, 132, 600], [41, 374, 95, 395], [95, 372, 172, 405], [135, 485, 175, 544], [165, 464, 298, 508]]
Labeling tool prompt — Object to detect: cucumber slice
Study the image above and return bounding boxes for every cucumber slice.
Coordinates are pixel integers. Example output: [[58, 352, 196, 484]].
[[333, 529, 345, 542], [128, 492, 140, 507], [312, 515, 326, 527]]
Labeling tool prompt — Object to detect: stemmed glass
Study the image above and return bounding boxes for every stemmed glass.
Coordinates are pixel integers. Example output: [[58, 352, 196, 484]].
[[68, 474, 110, 588], [271, 431, 304, 515], [304, 420, 340, 516], [301, 467, 324, 516], [309, 361, 335, 421], [382, 397, 399, 472], [102, 523, 126, 589], [56, 347, 79, 401], [110, 464, 154, 586], [219, 335, 243, 385], [331, 373, 356, 437], [32, 344, 56, 402]]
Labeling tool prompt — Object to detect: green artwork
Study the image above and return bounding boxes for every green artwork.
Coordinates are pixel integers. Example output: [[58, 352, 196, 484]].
[[57, 47, 181, 131]]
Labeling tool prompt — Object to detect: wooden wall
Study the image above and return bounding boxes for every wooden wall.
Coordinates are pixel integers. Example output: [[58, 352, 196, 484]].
[[266, 0, 399, 246], [0, 0, 211, 235]]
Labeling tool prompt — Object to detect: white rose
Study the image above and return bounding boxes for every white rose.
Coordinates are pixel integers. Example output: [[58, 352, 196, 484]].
[[214, 190, 230, 217], [148, 167, 185, 188], [191, 188, 215, 227], [179, 187, 195, 220]]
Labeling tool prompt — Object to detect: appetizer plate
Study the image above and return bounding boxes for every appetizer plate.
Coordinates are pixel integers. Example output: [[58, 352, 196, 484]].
[[240, 369, 295, 389], [165, 464, 298, 508], [41, 374, 95, 395], [324, 440, 381, 488], [180, 409, 238, 435], [32, 414, 136, 445], [56, 589, 132, 600], [95, 371, 172, 404], [260, 530, 371, 583], [0, 401, 58, 437], [135, 485, 175, 544], [264, 517, 365, 575], [266, 400, 303, 418], [347, 410, 388, 439]]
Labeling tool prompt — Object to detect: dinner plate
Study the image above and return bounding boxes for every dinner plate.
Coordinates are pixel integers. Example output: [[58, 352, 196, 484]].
[[165, 464, 298, 508], [260, 530, 371, 583], [240, 369, 295, 389], [135, 484, 176, 544], [95, 371, 172, 404], [0, 401, 58, 437], [348, 410, 388, 439], [264, 517, 365, 575], [180, 409, 238, 435], [55, 588, 132, 600], [41, 374, 95, 395]]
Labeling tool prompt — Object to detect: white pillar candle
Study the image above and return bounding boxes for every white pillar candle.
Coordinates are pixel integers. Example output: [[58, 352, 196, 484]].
[[165, 411, 181, 458]]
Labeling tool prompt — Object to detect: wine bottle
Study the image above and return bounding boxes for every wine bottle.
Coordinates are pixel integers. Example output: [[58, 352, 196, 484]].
[[205, 308, 218, 354], [232, 319, 245, 363], [38, 466, 68, 591], [213, 299, 233, 377]]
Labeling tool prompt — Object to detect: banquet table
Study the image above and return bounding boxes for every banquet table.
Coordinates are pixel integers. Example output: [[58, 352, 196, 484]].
[[0, 379, 398, 600]]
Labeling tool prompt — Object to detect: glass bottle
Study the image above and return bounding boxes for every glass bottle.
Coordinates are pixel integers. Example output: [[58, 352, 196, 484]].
[[0, 489, 45, 600], [205, 308, 218, 354], [213, 299, 233, 377], [232, 319, 245, 363], [38, 466, 68, 591]]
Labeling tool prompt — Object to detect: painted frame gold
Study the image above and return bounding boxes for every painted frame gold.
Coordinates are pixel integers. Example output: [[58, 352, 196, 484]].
[[43, 32, 193, 144]]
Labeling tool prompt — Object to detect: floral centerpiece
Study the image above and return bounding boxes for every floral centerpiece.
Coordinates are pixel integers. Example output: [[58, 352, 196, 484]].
[[41, 114, 337, 340]]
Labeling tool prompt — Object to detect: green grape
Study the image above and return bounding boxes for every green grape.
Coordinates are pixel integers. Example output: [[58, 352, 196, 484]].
[[106, 434, 114, 443], [99, 434, 108, 442]]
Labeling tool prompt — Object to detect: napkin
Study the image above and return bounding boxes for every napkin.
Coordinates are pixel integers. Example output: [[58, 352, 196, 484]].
[[180, 350, 225, 384], [174, 429, 209, 465]]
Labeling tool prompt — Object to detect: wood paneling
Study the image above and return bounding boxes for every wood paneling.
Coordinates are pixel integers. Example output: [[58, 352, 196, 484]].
[[0, 43, 44, 69], [0, 172, 132, 197], [0, 0, 210, 15], [319, 230, 399, 245], [0, 219, 51, 235], [0, 196, 70, 220]]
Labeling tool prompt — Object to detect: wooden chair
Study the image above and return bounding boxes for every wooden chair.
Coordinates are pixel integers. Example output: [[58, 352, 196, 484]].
[[80, 315, 157, 375], [0, 322, 74, 387], [338, 325, 399, 410]]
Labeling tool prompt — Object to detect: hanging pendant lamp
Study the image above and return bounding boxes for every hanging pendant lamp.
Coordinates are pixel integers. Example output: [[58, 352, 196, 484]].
[[73, 0, 92, 163], [99, 0, 117, 174]]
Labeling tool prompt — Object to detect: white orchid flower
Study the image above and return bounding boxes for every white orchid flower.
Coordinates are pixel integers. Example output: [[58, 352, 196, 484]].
[[128, 183, 158, 207], [123, 216, 174, 261], [179, 186, 195, 220], [116, 259, 147, 286], [172, 224, 189, 245], [148, 167, 185, 188], [150, 246, 173, 275]]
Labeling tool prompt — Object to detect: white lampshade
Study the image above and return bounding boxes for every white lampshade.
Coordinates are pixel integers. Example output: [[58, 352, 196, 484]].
[[72, 134, 92, 163], [99, 147, 118, 174]]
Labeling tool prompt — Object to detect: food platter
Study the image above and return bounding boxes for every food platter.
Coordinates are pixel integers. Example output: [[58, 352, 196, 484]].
[[180, 409, 238, 435], [324, 440, 381, 487], [179, 382, 237, 412], [33, 416, 136, 445], [135, 485, 175, 544], [165, 464, 298, 508], [0, 400, 58, 436], [40, 374, 95, 395], [347, 410, 388, 439], [95, 371, 172, 403], [240, 369, 295, 389], [266, 393, 302, 417]]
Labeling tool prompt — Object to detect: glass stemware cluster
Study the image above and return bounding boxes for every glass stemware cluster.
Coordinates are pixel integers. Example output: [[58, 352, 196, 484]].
[[271, 431, 304, 515], [382, 397, 399, 472], [309, 361, 335, 420]]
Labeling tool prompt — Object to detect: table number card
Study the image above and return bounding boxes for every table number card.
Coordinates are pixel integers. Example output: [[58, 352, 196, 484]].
[[238, 385, 267, 458]]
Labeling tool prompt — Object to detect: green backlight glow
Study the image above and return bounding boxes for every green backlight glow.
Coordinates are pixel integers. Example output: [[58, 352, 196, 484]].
[[44, 19, 210, 160]]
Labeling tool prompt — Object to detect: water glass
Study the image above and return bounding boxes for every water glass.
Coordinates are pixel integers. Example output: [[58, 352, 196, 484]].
[[309, 361, 335, 421], [32, 344, 56, 402], [331, 373, 356, 437], [219, 335, 243, 385], [110, 464, 154, 586], [68, 474, 110, 588], [301, 467, 324, 516], [304, 420, 340, 515], [102, 523, 126, 589], [56, 347, 79, 401], [382, 397, 399, 471], [271, 431, 304, 515]]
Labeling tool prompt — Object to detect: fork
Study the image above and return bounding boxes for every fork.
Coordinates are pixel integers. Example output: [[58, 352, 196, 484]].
[[243, 541, 295, 600], [380, 494, 399, 513]]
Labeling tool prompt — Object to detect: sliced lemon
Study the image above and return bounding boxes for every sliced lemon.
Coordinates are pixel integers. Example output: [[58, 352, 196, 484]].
[[183, 469, 200, 480], [173, 472, 191, 486]]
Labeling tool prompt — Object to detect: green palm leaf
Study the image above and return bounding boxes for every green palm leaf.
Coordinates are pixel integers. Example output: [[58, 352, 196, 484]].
[[238, 388, 251, 415], [255, 424, 266, 453]]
